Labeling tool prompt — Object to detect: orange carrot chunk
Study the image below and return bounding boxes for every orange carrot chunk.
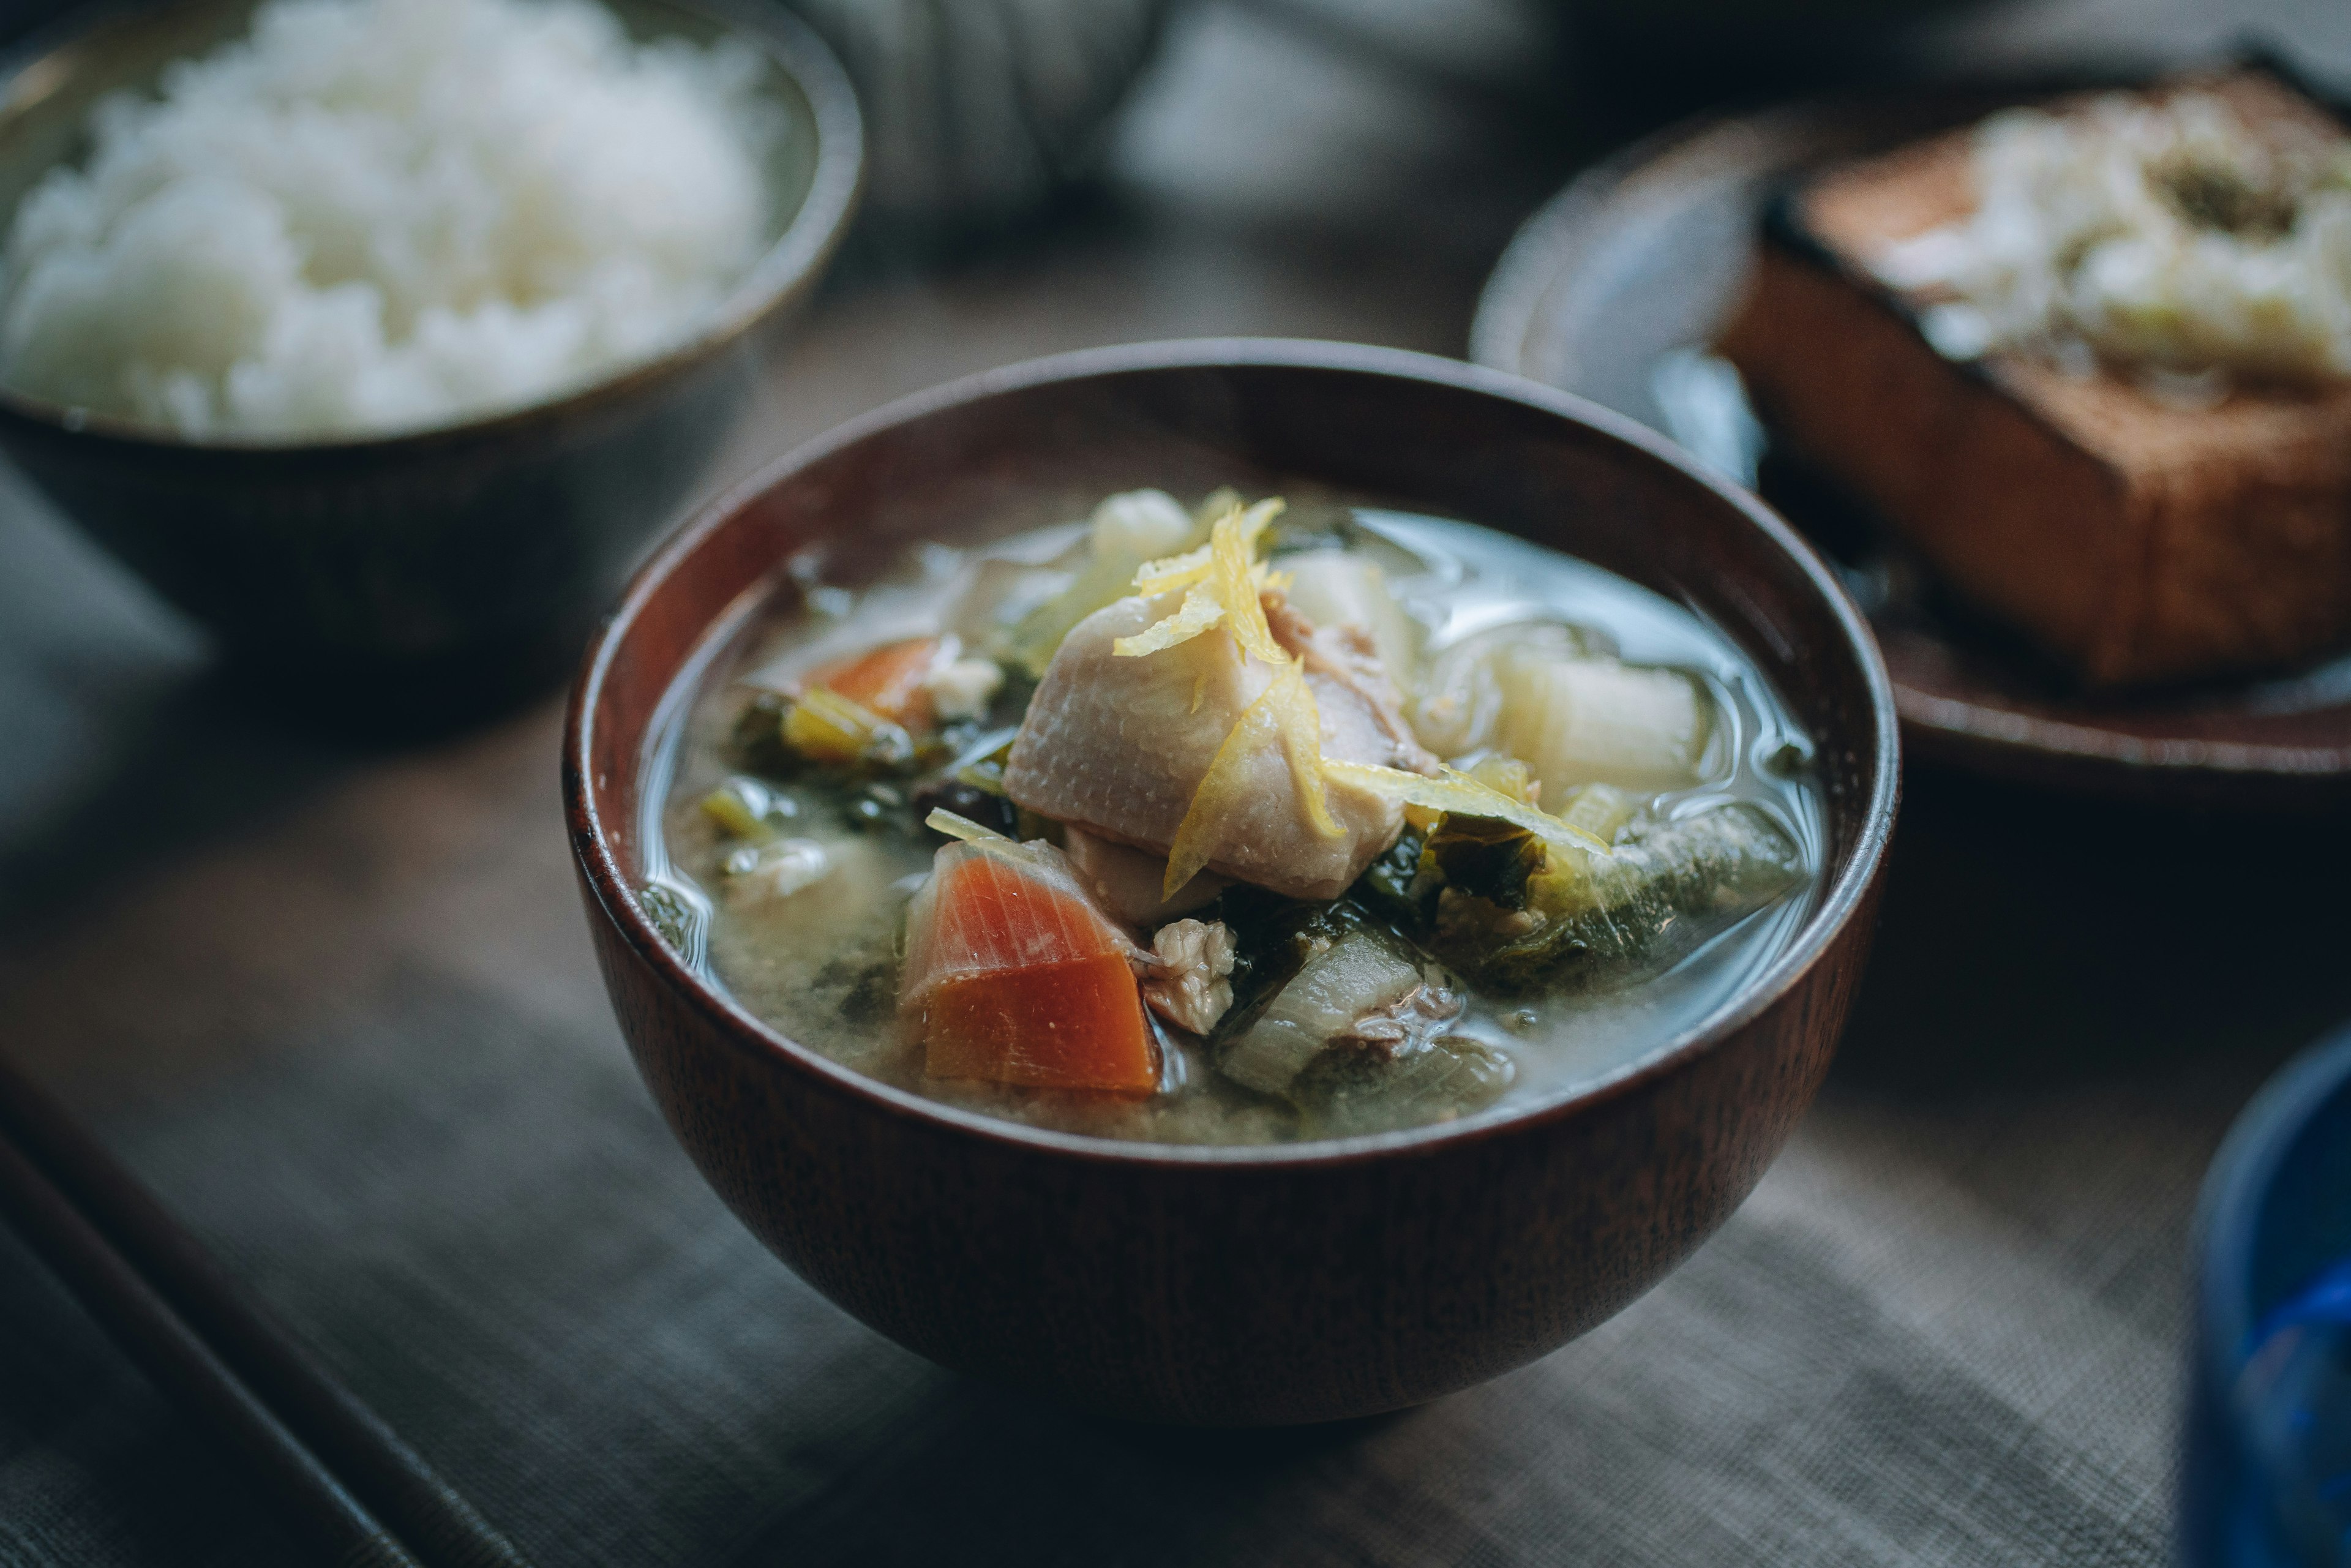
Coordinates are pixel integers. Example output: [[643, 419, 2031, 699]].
[[798, 637, 942, 730], [923, 956, 1156, 1090], [901, 845, 1156, 1095]]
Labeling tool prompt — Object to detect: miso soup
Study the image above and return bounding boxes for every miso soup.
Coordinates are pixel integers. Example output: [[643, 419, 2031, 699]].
[[643, 490, 1824, 1145]]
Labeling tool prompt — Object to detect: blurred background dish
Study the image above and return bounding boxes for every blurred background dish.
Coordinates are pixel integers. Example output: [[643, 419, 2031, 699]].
[[0, 0, 861, 729], [789, 0, 1172, 240], [1471, 75, 2351, 805], [2183, 1022, 2351, 1567], [1556, 0, 1990, 75]]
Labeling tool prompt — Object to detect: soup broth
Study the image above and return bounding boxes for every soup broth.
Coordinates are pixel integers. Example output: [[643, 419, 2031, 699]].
[[645, 492, 1824, 1145]]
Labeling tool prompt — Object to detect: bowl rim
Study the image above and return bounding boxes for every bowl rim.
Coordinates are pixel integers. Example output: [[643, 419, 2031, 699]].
[[564, 337, 1902, 1169], [0, 0, 864, 456]]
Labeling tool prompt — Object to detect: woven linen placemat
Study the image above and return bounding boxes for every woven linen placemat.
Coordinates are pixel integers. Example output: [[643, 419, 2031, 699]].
[[4, 0, 2350, 1556]]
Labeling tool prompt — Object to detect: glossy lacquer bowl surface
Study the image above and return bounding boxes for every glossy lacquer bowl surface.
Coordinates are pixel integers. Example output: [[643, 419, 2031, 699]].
[[0, 0, 861, 720], [565, 340, 1900, 1425]]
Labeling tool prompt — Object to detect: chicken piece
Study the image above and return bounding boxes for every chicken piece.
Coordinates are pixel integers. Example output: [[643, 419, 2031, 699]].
[[1003, 590, 1436, 901], [1277, 550, 1420, 686], [1261, 594, 1429, 764], [1141, 918, 1237, 1035], [1327, 982, 1466, 1059], [1064, 825, 1228, 926]]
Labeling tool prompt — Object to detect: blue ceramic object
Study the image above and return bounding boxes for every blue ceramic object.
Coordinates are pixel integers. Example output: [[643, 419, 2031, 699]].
[[2185, 1024, 2351, 1567]]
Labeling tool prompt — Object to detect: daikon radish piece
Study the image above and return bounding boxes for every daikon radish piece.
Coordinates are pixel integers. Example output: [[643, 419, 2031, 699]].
[[1491, 652, 1710, 798], [1092, 488, 1199, 560], [1408, 621, 1588, 759], [900, 839, 1155, 1094]]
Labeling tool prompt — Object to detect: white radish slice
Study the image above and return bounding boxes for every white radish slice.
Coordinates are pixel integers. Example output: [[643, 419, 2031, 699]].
[[1492, 653, 1710, 798]]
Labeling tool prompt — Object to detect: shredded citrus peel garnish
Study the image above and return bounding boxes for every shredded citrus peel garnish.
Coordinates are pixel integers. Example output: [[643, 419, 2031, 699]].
[[1270, 668, 1341, 839], [924, 808, 1041, 869], [1112, 581, 1223, 657], [1114, 495, 1360, 891], [926, 808, 1008, 843], [1114, 498, 1286, 656], [1319, 761, 1615, 855], [1131, 544, 1213, 597], [1129, 493, 1271, 596], [1162, 662, 1340, 897], [1212, 502, 1289, 665]]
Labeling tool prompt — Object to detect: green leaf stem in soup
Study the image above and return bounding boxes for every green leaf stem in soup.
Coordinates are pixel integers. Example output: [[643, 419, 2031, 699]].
[[643, 490, 1826, 1146]]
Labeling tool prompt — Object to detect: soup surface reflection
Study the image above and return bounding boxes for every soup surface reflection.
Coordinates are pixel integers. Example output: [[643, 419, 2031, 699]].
[[644, 492, 1824, 1144]]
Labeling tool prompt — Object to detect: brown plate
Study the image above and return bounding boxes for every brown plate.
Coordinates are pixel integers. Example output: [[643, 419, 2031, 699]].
[[1472, 81, 2351, 806], [566, 339, 1899, 1425]]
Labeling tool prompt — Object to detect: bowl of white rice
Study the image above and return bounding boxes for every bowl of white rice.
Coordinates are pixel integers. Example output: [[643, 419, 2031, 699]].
[[0, 0, 860, 721]]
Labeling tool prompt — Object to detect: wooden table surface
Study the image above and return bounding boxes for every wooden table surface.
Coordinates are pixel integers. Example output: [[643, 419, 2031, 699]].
[[3, 1, 2349, 1563]]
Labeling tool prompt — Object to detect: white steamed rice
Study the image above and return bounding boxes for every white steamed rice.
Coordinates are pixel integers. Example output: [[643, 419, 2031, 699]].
[[0, 0, 785, 440]]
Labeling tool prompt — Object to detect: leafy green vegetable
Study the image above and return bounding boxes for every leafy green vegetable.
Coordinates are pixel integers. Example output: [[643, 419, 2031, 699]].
[[727, 691, 798, 777], [1202, 890, 1506, 1131], [1295, 1032, 1513, 1138], [1351, 825, 1432, 929], [1348, 781, 1637, 933], [1423, 813, 1545, 911], [1435, 803, 1804, 994]]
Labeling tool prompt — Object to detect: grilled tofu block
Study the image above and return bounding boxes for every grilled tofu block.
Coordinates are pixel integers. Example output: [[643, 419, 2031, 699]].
[[1718, 71, 2351, 688]]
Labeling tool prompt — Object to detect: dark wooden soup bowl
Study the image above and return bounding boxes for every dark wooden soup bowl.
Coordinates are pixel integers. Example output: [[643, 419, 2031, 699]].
[[565, 340, 1899, 1426]]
